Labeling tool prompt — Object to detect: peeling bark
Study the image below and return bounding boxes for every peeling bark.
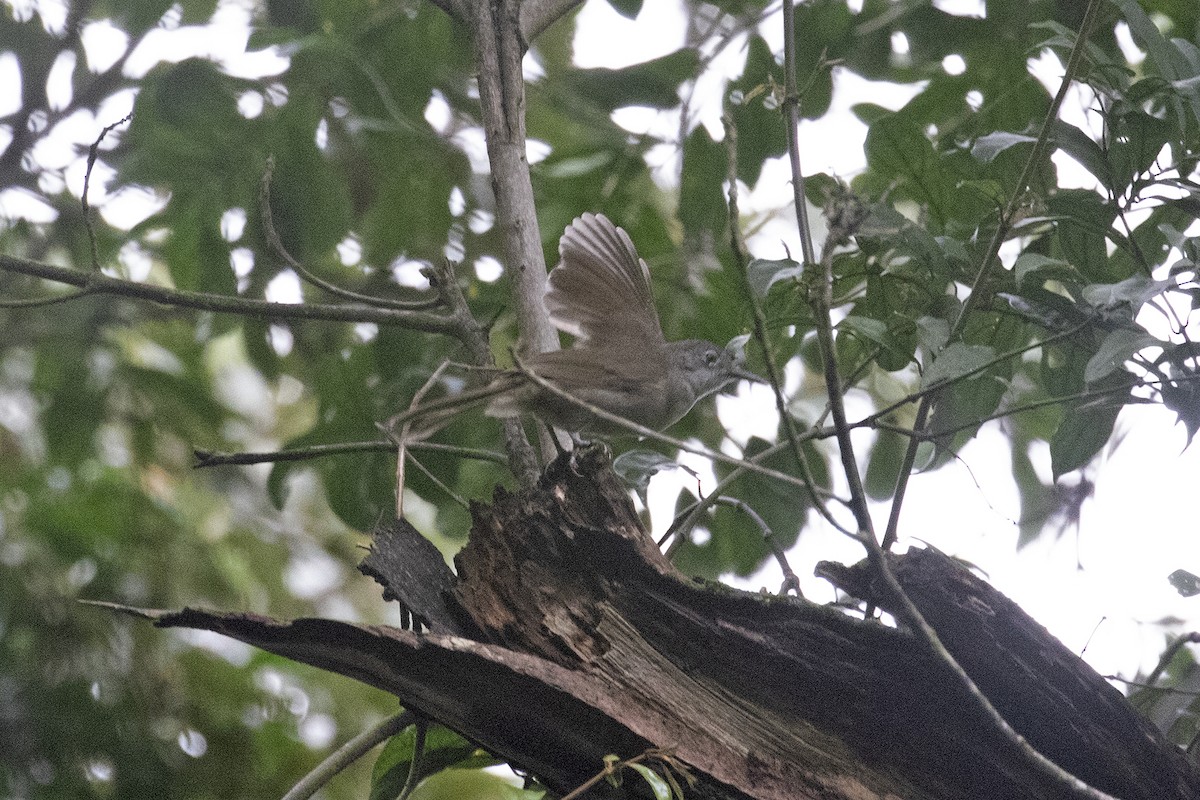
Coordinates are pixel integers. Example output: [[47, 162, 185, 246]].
[[130, 447, 1198, 800]]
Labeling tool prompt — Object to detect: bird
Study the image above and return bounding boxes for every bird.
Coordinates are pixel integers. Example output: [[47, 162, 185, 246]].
[[387, 212, 761, 438]]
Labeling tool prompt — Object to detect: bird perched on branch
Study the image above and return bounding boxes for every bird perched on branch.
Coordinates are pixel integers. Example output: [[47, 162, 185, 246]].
[[386, 212, 760, 438]]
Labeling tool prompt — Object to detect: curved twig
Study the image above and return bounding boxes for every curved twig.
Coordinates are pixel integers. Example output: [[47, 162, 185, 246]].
[[258, 157, 442, 312], [281, 711, 413, 800]]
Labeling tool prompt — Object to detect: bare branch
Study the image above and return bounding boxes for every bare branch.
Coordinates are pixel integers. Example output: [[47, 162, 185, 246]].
[[193, 440, 506, 468], [723, 110, 840, 532], [470, 0, 558, 360], [0, 254, 459, 333], [258, 157, 442, 312], [782, 0, 874, 540]]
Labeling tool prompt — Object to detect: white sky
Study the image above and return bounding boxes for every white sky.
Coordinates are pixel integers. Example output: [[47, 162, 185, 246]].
[[2, 0, 1199, 682]]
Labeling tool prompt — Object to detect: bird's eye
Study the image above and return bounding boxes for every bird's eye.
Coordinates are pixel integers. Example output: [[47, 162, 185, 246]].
[[705, 349, 719, 366]]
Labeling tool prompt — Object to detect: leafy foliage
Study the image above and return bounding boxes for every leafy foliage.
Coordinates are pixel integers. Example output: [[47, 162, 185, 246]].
[[2, 0, 1199, 796]]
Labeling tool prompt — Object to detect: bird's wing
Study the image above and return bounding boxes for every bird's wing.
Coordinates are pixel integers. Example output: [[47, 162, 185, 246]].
[[527, 345, 668, 391], [545, 213, 666, 347]]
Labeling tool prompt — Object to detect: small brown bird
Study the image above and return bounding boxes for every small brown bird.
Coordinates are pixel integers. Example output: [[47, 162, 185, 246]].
[[389, 213, 760, 437]]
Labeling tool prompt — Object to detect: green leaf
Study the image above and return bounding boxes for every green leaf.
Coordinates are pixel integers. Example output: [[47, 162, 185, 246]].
[[747, 257, 803, 299], [864, 114, 954, 221], [970, 131, 1037, 163], [1084, 328, 1160, 383], [1108, 109, 1173, 191], [839, 315, 889, 347], [864, 428, 906, 500], [1160, 369, 1200, 447], [679, 125, 729, 239], [605, 0, 643, 20], [1083, 275, 1173, 309], [1049, 120, 1112, 188], [729, 35, 788, 186], [407, 768, 544, 800], [1047, 191, 1122, 282], [1050, 377, 1131, 479], [629, 763, 673, 800], [915, 316, 950, 353], [1168, 569, 1200, 598], [371, 725, 496, 800], [922, 343, 996, 390], [1014, 253, 1080, 286], [563, 49, 698, 112]]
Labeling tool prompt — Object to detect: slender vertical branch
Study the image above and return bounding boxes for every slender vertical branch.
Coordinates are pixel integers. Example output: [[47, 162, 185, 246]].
[[471, 0, 562, 475], [723, 112, 841, 533], [781, 0, 874, 539], [780, 3, 817, 269], [881, 0, 1104, 549], [472, 0, 558, 361]]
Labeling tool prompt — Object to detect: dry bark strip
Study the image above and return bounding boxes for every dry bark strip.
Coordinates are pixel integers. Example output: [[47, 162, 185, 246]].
[[122, 447, 1197, 799]]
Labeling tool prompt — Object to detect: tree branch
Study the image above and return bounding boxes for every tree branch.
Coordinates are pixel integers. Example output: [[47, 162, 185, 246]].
[[0, 254, 460, 333], [193, 440, 507, 468], [723, 111, 840, 533], [782, 0, 874, 540]]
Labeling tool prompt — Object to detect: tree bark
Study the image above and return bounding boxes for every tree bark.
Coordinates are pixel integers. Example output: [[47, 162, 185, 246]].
[[130, 447, 1199, 799]]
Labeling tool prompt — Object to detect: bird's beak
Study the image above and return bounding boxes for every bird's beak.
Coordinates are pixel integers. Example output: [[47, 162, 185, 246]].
[[724, 335, 767, 386], [733, 365, 767, 384]]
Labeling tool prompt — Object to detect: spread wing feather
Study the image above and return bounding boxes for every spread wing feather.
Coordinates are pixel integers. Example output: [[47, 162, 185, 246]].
[[546, 213, 665, 348]]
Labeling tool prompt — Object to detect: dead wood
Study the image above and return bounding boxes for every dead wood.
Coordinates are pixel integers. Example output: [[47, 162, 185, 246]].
[[129, 446, 1198, 800]]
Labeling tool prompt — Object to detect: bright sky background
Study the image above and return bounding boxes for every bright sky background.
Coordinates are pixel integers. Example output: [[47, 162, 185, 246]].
[[3, 0, 1200, 685]]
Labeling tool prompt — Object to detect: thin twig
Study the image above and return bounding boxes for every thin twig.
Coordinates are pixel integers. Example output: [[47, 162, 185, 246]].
[[258, 157, 442, 312], [1143, 632, 1200, 690], [712, 496, 802, 596], [782, 0, 874, 541], [82, 112, 133, 271], [281, 711, 413, 800], [193, 440, 507, 468], [402, 450, 470, 506], [723, 110, 840, 533], [396, 361, 453, 517], [0, 289, 92, 308]]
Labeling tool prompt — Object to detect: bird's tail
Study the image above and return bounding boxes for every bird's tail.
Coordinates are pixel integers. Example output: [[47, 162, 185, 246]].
[[381, 372, 523, 444]]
